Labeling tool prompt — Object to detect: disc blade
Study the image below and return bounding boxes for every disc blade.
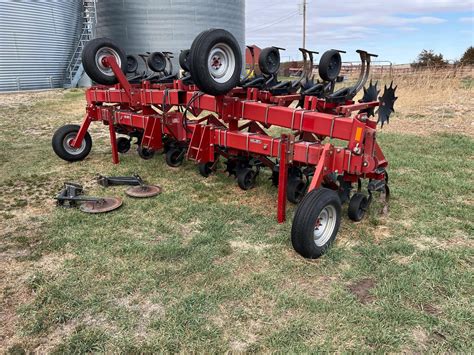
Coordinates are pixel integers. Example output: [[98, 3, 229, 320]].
[[377, 81, 398, 127], [125, 185, 162, 198], [359, 80, 380, 117], [80, 197, 123, 213]]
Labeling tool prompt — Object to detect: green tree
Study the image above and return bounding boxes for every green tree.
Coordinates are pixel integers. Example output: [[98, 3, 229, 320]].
[[460, 46, 474, 65], [412, 49, 448, 68]]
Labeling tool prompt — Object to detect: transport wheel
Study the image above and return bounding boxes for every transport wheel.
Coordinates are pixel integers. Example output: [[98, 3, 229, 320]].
[[82, 37, 127, 85], [287, 177, 307, 204], [165, 147, 185, 167], [237, 168, 256, 190], [138, 146, 155, 160], [52, 124, 92, 162], [189, 29, 242, 96], [126, 55, 139, 73], [179, 49, 190, 72], [348, 193, 369, 222], [318, 50, 342, 82], [259, 47, 280, 75], [116, 137, 131, 154], [198, 162, 214, 178], [147, 52, 167, 72], [291, 188, 341, 259]]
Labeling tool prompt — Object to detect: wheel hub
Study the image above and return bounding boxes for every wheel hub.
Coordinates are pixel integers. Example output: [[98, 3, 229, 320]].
[[207, 43, 235, 84], [313, 205, 337, 247], [64, 133, 86, 155], [95, 47, 122, 76], [211, 56, 222, 69]]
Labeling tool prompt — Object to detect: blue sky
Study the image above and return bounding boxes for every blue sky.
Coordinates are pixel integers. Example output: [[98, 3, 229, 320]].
[[246, 0, 473, 64]]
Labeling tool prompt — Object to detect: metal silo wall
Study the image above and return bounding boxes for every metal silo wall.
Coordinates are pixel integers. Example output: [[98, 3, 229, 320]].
[[0, 0, 82, 92], [95, 0, 245, 74]]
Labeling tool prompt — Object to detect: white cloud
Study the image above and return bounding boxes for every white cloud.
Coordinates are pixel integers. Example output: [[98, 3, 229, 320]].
[[459, 17, 474, 23], [397, 26, 419, 32]]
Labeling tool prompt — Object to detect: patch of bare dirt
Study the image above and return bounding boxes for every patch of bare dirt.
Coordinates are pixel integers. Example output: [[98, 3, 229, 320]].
[[31, 313, 119, 353], [0, 253, 74, 352], [116, 293, 165, 339], [411, 326, 429, 350], [391, 254, 414, 265], [230, 256, 271, 283], [210, 295, 276, 352], [0, 176, 59, 217], [348, 278, 376, 304], [283, 275, 337, 300], [230, 240, 271, 253], [179, 218, 202, 246], [419, 303, 441, 316], [0, 90, 65, 108], [409, 234, 471, 251]]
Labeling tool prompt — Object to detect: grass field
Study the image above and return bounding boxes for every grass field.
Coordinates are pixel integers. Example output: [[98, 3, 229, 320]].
[[1, 76, 473, 352]]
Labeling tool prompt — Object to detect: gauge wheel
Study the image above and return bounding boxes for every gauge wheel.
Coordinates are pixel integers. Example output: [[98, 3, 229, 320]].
[[291, 188, 341, 259], [347, 193, 369, 222], [52, 124, 92, 162], [165, 147, 185, 167]]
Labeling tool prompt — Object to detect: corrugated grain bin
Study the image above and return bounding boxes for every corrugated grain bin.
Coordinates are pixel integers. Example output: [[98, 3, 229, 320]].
[[95, 0, 245, 73], [0, 1, 82, 91]]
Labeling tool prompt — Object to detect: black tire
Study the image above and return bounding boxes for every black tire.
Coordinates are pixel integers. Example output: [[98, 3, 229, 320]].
[[291, 188, 342, 259], [165, 147, 185, 167], [163, 139, 176, 154], [287, 177, 307, 204], [126, 55, 139, 73], [318, 50, 342, 82], [237, 168, 256, 190], [189, 29, 242, 96], [147, 52, 167, 72], [179, 49, 191, 72], [138, 146, 155, 160], [198, 162, 213, 177], [116, 137, 131, 153], [82, 38, 127, 85], [348, 193, 369, 222], [259, 47, 280, 75], [271, 170, 279, 186], [52, 124, 92, 162]]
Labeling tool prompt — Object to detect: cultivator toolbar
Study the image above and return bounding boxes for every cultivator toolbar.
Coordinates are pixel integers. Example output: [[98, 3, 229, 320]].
[[53, 29, 397, 259]]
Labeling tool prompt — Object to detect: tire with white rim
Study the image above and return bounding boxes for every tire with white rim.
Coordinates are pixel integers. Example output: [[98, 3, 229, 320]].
[[52, 124, 92, 162], [188, 29, 242, 96], [291, 188, 341, 258], [82, 38, 127, 85]]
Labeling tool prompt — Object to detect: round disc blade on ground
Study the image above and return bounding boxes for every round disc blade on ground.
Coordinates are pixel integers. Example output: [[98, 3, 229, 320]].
[[125, 185, 162, 198], [80, 197, 123, 213]]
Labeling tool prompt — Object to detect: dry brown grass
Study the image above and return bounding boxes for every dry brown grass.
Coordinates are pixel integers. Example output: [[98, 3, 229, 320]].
[[347, 73, 474, 137]]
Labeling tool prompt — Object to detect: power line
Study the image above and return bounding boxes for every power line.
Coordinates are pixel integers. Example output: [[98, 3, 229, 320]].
[[246, 11, 299, 33]]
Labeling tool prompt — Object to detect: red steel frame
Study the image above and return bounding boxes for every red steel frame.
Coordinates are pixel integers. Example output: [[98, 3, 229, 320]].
[[70, 56, 388, 222]]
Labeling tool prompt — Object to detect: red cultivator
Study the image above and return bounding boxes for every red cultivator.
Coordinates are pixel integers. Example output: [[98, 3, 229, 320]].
[[53, 29, 397, 259]]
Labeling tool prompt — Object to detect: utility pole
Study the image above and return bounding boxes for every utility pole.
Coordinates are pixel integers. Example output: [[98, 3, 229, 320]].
[[302, 0, 307, 49]]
